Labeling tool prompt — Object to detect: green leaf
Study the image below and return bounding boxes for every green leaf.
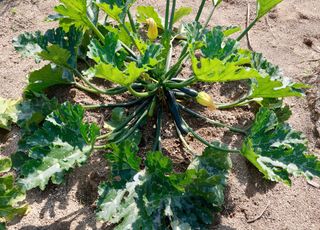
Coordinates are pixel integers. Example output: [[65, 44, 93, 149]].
[[136, 6, 163, 29], [192, 57, 260, 82], [13, 26, 83, 66], [54, 0, 91, 31], [0, 158, 12, 174], [0, 98, 18, 131], [249, 53, 308, 98], [94, 62, 145, 86], [38, 45, 71, 67], [25, 64, 72, 94], [173, 7, 192, 24], [97, 142, 231, 229], [15, 103, 99, 190], [201, 28, 237, 60], [0, 158, 28, 225], [16, 94, 59, 132], [87, 32, 126, 68], [256, 0, 283, 20], [241, 108, 320, 185], [97, 3, 124, 22]]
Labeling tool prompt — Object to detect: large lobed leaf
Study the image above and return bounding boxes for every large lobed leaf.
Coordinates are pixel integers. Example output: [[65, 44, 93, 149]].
[[0, 98, 18, 131], [248, 52, 308, 98], [96, 141, 231, 229], [13, 103, 99, 191], [94, 62, 145, 86], [0, 158, 28, 226], [241, 108, 320, 185]]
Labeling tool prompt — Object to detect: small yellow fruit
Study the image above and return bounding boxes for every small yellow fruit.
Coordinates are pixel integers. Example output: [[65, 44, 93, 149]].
[[196, 92, 216, 111], [146, 18, 158, 41]]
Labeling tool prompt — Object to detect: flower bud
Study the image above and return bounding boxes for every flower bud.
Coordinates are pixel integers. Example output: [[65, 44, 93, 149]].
[[146, 18, 158, 41], [196, 92, 216, 111]]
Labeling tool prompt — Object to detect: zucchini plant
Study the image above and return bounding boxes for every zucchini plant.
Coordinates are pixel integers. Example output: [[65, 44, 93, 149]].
[[0, 0, 319, 229]]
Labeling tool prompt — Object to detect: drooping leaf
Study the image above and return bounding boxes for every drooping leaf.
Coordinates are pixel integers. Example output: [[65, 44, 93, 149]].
[[14, 103, 99, 191], [241, 108, 320, 185], [54, 0, 91, 31], [249, 53, 308, 98], [0, 158, 28, 225], [0, 98, 18, 131], [24, 64, 72, 94], [97, 142, 231, 229], [173, 7, 192, 24], [94, 62, 145, 86], [192, 57, 260, 82], [256, 0, 283, 20], [136, 6, 163, 29]]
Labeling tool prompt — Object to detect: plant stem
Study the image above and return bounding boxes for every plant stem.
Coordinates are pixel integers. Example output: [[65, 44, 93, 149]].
[[175, 122, 197, 156], [195, 0, 206, 22], [179, 104, 247, 135], [88, 19, 105, 42], [71, 68, 127, 95], [203, 5, 216, 28], [216, 96, 261, 109], [182, 119, 240, 153], [82, 99, 143, 110], [164, 76, 196, 89], [127, 10, 137, 33], [128, 85, 157, 98], [237, 18, 258, 41], [74, 82, 100, 94], [97, 100, 150, 140], [165, 0, 170, 30], [152, 107, 163, 151], [114, 109, 148, 144], [168, 0, 176, 31]]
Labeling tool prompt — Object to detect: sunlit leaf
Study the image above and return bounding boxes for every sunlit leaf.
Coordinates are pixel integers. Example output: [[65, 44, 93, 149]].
[[0, 98, 18, 131], [14, 103, 99, 191], [97, 142, 231, 229], [173, 7, 192, 24], [136, 6, 163, 29], [95, 62, 145, 86], [241, 108, 320, 185], [256, 0, 283, 20]]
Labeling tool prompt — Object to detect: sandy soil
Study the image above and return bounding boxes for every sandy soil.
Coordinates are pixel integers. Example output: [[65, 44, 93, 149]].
[[0, 0, 320, 229]]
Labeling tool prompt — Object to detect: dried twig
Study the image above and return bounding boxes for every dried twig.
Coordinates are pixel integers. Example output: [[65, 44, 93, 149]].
[[247, 202, 270, 223]]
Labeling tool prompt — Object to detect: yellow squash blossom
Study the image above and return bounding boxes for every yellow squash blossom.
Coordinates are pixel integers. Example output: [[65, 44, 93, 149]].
[[146, 18, 158, 41], [196, 92, 216, 111]]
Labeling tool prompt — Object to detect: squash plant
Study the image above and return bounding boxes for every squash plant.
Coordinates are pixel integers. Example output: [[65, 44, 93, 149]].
[[1, 0, 320, 228]]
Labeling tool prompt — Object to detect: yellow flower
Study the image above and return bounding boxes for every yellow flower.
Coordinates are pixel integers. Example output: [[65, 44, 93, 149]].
[[196, 92, 216, 111], [146, 18, 158, 41]]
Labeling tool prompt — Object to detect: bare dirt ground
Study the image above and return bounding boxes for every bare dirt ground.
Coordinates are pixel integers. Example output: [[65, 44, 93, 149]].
[[0, 0, 320, 229]]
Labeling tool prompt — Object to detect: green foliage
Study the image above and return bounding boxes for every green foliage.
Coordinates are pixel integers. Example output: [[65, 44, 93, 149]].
[[94, 62, 145, 86], [0, 98, 18, 130], [13, 103, 99, 190], [6, 0, 320, 228], [0, 158, 28, 226], [256, 0, 283, 19], [136, 6, 163, 29], [241, 108, 320, 185], [97, 142, 231, 229]]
